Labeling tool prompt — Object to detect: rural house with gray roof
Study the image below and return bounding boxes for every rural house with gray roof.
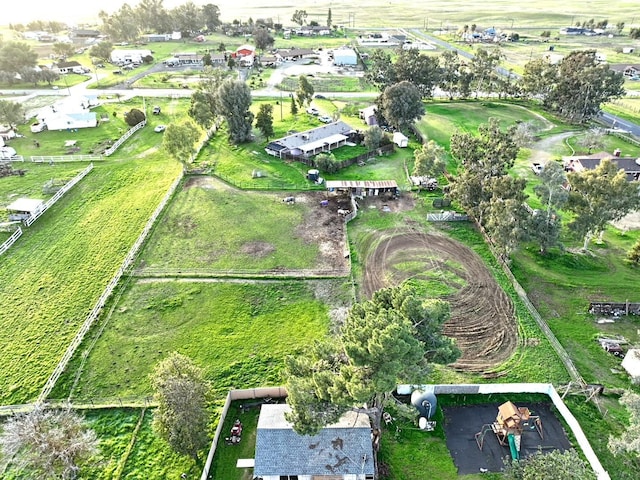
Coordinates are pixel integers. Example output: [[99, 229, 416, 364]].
[[253, 404, 375, 480]]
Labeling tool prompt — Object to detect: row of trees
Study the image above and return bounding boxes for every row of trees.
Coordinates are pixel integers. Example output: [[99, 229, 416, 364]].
[[97, 1, 222, 42], [447, 118, 640, 258], [366, 48, 624, 123]]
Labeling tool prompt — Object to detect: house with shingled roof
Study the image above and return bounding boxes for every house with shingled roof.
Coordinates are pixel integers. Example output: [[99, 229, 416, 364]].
[[253, 404, 375, 480]]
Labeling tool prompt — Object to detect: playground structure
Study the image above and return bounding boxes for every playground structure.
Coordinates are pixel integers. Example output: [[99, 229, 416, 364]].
[[475, 401, 543, 460]]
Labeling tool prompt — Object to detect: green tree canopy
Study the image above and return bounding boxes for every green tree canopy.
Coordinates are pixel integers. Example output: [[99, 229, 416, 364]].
[[151, 352, 210, 461], [285, 283, 459, 436], [255, 103, 274, 140], [296, 75, 315, 107], [0, 42, 37, 74], [253, 27, 275, 51], [291, 10, 308, 26], [163, 119, 201, 167], [124, 108, 146, 126], [522, 50, 625, 123], [381, 81, 424, 130], [216, 78, 254, 143], [505, 449, 596, 480], [89, 41, 113, 63], [188, 67, 230, 130], [413, 140, 446, 178], [0, 100, 25, 129], [363, 125, 385, 151], [566, 158, 640, 250]]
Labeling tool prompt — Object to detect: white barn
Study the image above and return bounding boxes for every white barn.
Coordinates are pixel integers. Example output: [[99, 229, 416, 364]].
[[110, 49, 152, 64], [333, 47, 358, 66]]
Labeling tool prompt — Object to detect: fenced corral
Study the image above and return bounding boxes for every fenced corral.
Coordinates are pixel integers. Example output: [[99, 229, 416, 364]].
[[23, 163, 94, 228], [589, 301, 640, 316], [30, 155, 103, 163], [0, 227, 22, 257], [200, 387, 287, 480], [427, 210, 469, 221], [104, 120, 146, 157], [37, 172, 184, 403]]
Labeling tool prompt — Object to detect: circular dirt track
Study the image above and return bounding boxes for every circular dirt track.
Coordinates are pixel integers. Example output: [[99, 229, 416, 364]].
[[362, 231, 517, 373]]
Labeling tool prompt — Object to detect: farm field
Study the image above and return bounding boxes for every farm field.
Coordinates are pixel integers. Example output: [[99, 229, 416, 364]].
[[137, 179, 349, 275], [0, 156, 180, 405], [52, 280, 333, 400], [210, 1, 638, 30]]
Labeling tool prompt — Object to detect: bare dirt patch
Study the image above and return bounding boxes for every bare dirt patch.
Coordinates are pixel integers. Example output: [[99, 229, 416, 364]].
[[361, 231, 517, 374], [240, 241, 276, 258], [293, 191, 351, 273]]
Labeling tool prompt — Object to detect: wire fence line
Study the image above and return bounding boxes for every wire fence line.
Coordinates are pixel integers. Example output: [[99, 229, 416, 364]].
[[0, 396, 157, 417], [132, 267, 350, 279], [37, 172, 184, 403]]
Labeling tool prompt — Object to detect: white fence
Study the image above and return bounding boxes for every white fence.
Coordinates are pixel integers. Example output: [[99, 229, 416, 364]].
[[38, 172, 184, 402], [201, 387, 287, 480], [104, 120, 146, 157], [23, 163, 94, 228], [0, 227, 23, 257], [30, 155, 102, 163], [3, 155, 24, 162], [400, 383, 610, 480]]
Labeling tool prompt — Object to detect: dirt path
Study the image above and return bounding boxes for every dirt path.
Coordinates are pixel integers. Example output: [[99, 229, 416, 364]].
[[528, 132, 575, 166], [362, 231, 517, 373]]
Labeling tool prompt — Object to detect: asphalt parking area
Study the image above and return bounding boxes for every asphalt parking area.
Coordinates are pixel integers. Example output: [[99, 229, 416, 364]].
[[442, 403, 572, 474]]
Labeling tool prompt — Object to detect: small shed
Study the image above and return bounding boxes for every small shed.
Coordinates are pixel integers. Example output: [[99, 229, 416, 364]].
[[393, 132, 409, 148], [622, 349, 640, 383], [5, 198, 44, 221]]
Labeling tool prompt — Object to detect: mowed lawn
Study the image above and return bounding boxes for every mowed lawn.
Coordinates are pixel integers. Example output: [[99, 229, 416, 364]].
[[0, 156, 181, 405], [53, 281, 329, 399], [137, 183, 321, 273], [417, 101, 551, 147]]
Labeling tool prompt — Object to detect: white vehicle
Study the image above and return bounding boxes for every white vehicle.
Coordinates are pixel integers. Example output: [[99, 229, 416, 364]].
[[306, 107, 319, 115], [318, 115, 332, 123], [154, 125, 166, 133]]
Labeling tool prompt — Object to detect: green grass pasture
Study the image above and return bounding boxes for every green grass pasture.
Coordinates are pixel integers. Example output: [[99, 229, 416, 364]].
[[0, 154, 180, 405], [53, 281, 329, 399], [137, 182, 322, 273]]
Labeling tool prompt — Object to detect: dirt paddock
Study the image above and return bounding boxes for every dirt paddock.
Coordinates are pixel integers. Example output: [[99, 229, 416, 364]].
[[362, 232, 517, 373]]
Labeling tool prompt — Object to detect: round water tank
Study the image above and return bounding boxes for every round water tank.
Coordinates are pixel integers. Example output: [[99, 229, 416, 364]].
[[411, 390, 437, 419]]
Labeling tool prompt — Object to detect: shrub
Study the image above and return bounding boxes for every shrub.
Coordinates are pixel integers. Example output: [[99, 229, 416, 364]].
[[124, 108, 146, 127]]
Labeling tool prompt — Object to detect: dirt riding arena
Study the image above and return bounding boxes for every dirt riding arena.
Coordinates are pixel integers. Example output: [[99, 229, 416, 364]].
[[362, 232, 517, 373]]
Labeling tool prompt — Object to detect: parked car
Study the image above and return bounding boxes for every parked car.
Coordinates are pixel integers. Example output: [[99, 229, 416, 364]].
[[152, 106, 161, 115], [531, 163, 543, 174], [113, 70, 122, 75], [318, 115, 332, 123], [154, 125, 166, 133], [306, 107, 319, 115]]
